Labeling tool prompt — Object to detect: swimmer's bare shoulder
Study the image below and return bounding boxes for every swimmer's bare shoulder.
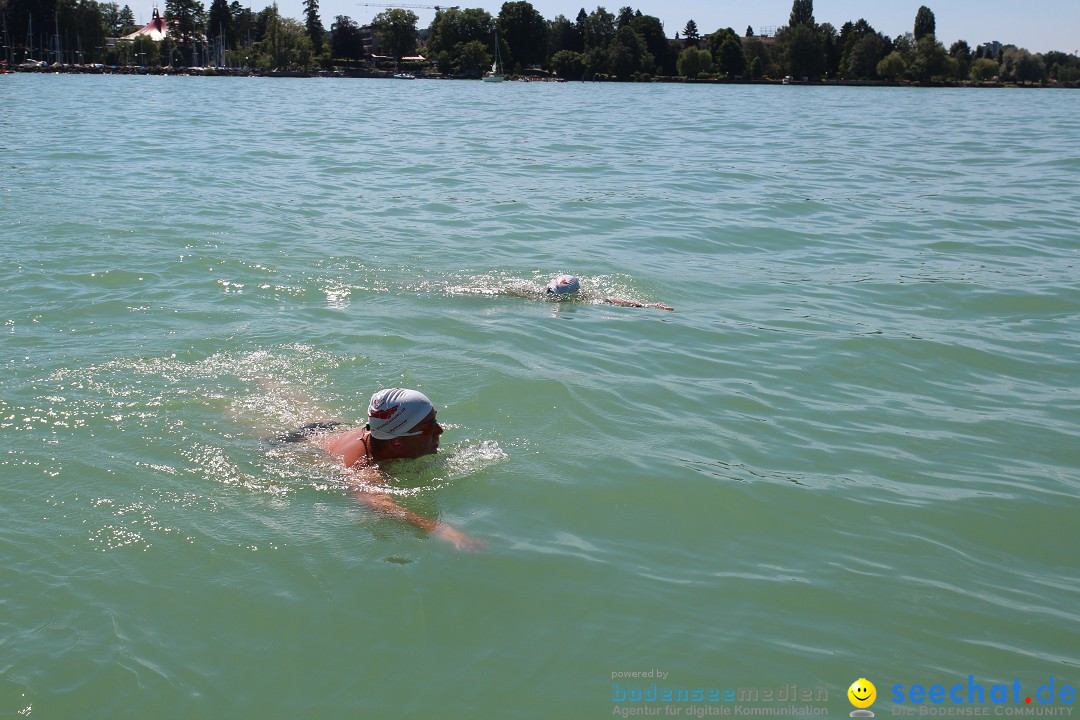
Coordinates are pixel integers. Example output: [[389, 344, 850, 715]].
[[322, 427, 372, 469]]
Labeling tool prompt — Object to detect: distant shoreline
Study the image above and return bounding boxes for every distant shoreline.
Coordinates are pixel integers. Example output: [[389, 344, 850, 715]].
[[8, 64, 1080, 89], [5, 65, 1078, 89]]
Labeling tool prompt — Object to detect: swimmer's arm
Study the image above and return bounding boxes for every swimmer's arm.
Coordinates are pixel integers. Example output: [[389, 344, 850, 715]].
[[602, 297, 674, 311], [348, 470, 484, 551]]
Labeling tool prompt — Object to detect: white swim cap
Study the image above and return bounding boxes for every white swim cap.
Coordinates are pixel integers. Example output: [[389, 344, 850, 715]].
[[546, 275, 580, 295], [367, 388, 434, 439]]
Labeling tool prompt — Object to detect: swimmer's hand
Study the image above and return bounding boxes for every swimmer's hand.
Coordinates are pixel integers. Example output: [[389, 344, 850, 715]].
[[433, 523, 487, 552]]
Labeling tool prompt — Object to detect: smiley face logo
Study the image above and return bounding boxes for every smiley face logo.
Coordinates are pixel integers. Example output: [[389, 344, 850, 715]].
[[848, 678, 876, 709]]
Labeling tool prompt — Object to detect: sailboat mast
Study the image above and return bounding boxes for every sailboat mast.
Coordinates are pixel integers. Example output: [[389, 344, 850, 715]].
[[2, 13, 11, 65]]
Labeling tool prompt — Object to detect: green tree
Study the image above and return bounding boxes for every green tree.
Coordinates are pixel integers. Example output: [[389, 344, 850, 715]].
[[583, 44, 607, 77], [119, 4, 136, 32], [257, 2, 282, 65], [551, 48, 585, 78], [847, 34, 886, 79], [719, 35, 746, 77], [708, 28, 745, 77], [607, 43, 634, 78], [54, 0, 110, 63], [428, 49, 450, 73], [743, 37, 770, 78], [166, 0, 206, 60], [454, 37, 489, 75], [876, 50, 906, 80], [892, 32, 915, 66], [1000, 46, 1044, 84], [497, 0, 546, 70], [373, 8, 417, 64], [820, 22, 839, 77], [941, 56, 961, 81], [574, 7, 587, 38], [330, 15, 363, 60], [1049, 61, 1080, 83], [667, 38, 682, 73], [970, 57, 997, 81], [130, 33, 161, 65], [166, 0, 204, 46], [99, 3, 124, 36], [910, 34, 946, 81], [681, 19, 698, 46], [230, 2, 255, 45], [840, 20, 887, 79], [615, 5, 632, 28], [427, 7, 493, 53], [548, 13, 583, 56], [208, 0, 233, 47], [302, 0, 323, 53], [706, 27, 734, 58], [788, 0, 814, 27], [261, 12, 312, 69], [606, 22, 651, 79], [630, 13, 673, 75], [255, 5, 277, 41], [949, 40, 971, 78], [913, 5, 935, 41], [582, 6, 614, 50], [775, 22, 823, 79], [1044, 51, 1080, 82], [676, 45, 710, 77]]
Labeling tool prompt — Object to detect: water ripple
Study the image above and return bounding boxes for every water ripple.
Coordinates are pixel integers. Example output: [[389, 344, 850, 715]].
[[3, 76, 1078, 716]]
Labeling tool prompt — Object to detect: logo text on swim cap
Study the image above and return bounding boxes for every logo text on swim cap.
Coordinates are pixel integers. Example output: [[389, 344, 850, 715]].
[[369, 403, 399, 419]]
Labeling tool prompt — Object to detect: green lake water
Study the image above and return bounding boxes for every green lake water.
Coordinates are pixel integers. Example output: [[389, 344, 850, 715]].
[[1, 75, 1078, 718]]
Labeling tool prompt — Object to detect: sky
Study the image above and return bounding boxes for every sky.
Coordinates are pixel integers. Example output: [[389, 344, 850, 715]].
[[129, 0, 1079, 54]]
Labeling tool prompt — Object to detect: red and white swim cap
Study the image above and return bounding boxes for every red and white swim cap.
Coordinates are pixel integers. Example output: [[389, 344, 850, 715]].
[[367, 388, 434, 439], [546, 275, 581, 295]]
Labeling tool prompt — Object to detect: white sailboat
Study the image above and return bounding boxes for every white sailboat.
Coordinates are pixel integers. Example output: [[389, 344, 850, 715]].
[[482, 31, 504, 82]]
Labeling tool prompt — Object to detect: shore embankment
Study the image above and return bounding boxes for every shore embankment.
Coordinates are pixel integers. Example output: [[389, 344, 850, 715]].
[[5, 63, 1077, 88]]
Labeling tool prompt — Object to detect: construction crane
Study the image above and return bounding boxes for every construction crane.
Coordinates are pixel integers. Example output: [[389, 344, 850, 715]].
[[357, 3, 460, 9]]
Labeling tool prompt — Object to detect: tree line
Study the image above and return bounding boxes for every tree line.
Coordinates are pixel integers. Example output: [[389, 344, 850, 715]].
[[2, 0, 1078, 84], [0, 0, 323, 69]]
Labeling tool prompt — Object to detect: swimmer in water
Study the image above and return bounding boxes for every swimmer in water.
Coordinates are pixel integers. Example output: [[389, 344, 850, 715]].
[[279, 388, 483, 551], [543, 275, 673, 310]]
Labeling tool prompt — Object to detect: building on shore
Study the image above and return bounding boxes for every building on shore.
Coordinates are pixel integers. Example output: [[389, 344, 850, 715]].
[[121, 7, 168, 42]]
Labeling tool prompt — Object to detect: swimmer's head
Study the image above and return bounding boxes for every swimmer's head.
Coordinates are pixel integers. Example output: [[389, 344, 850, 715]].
[[367, 388, 434, 440], [546, 275, 580, 295]]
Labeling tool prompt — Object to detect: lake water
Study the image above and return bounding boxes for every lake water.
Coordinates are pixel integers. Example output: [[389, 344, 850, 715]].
[[2, 75, 1078, 719]]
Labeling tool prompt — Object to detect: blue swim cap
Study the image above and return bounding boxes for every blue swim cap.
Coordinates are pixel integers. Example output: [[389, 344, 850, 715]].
[[546, 275, 580, 295]]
